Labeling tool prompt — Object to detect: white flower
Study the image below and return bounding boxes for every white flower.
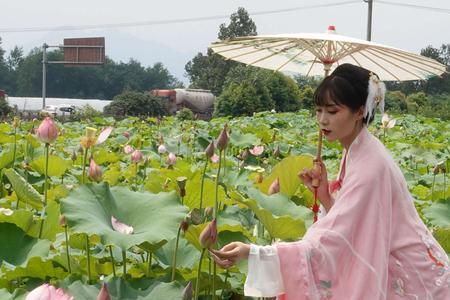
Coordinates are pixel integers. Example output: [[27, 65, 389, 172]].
[[381, 113, 396, 129]]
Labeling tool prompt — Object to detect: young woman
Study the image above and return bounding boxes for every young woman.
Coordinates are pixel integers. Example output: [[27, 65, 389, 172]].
[[211, 64, 450, 299]]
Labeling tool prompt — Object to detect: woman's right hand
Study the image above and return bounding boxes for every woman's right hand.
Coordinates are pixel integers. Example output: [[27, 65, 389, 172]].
[[209, 242, 250, 269], [298, 160, 333, 211]]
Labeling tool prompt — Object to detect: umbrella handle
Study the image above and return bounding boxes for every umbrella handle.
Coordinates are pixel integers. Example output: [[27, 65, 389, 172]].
[[312, 129, 323, 188]]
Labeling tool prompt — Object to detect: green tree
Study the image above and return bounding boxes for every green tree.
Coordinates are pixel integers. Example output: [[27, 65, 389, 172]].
[[103, 90, 168, 117], [385, 90, 408, 112], [185, 7, 257, 95]]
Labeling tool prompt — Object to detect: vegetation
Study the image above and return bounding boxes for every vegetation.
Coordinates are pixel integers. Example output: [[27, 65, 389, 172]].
[[104, 90, 168, 117], [0, 111, 448, 299]]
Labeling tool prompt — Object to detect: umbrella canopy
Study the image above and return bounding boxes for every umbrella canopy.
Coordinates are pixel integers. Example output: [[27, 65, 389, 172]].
[[209, 26, 447, 81]]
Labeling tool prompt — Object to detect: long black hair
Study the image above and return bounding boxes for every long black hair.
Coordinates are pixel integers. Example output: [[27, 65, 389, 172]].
[[314, 63, 375, 123]]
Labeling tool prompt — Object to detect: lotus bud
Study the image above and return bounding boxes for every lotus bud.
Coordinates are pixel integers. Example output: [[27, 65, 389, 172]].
[[167, 152, 177, 166], [13, 116, 20, 128], [122, 131, 130, 139], [177, 176, 187, 197], [180, 220, 189, 233], [88, 159, 102, 182], [205, 141, 215, 158], [249, 145, 264, 156], [256, 173, 263, 184], [216, 124, 229, 151], [131, 149, 143, 163], [96, 282, 111, 300], [71, 150, 77, 162], [187, 208, 202, 225], [182, 281, 193, 300], [204, 207, 213, 219], [240, 148, 249, 160], [273, 145, 281, 158], [158, 144, 167, 154], [268, 177, 280, 195], [199, 219, 217, 249], [111, 216, 134, 234], [26, 283, 73, 300], [124, 145, 134, 154], [36, 117, 59, 144], [59, 215, 67, 226]]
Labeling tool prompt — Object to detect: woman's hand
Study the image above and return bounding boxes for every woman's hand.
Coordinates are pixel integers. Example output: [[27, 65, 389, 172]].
[[298, 160, 333, 212], [209, 242, 250, 269]]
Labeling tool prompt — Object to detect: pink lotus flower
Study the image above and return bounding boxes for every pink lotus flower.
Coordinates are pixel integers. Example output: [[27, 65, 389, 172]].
[[36, 117, 58, 144], [88, 159, 102, 182], [131, 149, 143, 163], [26, 283, 73, 300], [268, 177, 280, 195], [111, 216, 134, 234], [199, 219, 217, 249], [96, 282, 111, 300], [158, 144, 167, 154], [249, 145, 264, 156], [210, 154, 220, 163], [122, 131, 130, 139], [123, 145, 134, 154], [96, 127, 113, 145], [167, 152, 177, 165]]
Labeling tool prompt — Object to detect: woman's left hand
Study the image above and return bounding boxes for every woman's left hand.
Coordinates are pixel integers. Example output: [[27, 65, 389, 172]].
[[209, 242, 250, 269]]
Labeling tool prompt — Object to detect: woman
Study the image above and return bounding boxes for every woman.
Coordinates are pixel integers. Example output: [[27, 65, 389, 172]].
[[211, 64, 450, 299]]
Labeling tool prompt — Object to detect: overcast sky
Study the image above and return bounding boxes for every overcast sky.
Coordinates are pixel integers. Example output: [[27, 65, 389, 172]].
[[1, 0, 449, 82]]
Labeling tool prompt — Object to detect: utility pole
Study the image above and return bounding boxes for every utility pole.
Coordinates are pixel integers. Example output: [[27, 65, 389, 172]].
[[42, 43, 48, 109], [364, 0, 373, 41]]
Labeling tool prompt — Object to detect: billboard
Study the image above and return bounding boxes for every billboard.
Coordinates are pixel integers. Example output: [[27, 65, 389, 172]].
[[63, 37, 105, 65]]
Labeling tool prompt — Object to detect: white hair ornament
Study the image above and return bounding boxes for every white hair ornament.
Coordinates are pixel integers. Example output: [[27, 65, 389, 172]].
[[364, 72, 386, 123]]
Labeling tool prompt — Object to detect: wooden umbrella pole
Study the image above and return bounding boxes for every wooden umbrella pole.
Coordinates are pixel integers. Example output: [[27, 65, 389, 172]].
[[312, 129, 323, 223]]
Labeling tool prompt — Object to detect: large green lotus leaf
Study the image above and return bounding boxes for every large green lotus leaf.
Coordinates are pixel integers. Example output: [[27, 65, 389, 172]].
[[30, 155, 72, 177], [0, 223, 50, 267], [154, 236, 200, 270], [3, 168, 43, 210], [236, 188, 310, 241], [26, 201, 61, 240], [434, 228, 450, 254], [257, 155, 313, 197], [2, 256, 67, 281], [0, 133, 15, 144], [94, 148, 120, 165], [0, 288, 26, 300], [184, 171, 226, 210], [60, 183, 188, 250], [0, 145, 14, 169], [103, 163, 122, 186], [229, 130, 260, 148], [423, 200, 450, 227], [64, 278, 185, 300], [0, 209, 33, 233]]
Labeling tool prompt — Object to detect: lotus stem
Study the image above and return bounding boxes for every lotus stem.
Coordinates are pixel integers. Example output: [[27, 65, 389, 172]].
[[220, 270, 230, 298], [81, 147, 88, 184], [38, 143, 50, 238], [64, 225, 71, 273], [109, 245, 116, 277], [432, 174, 436, 201], [12, 127, 17, 167], [122, 250, 127, 278], [214, 151, 222, 218], [195, 248, 206, 300], [171, 226, 182, 281], [199, 160, 208, 211], [86, 235, 91, 283], [212, 262, 217, 300]]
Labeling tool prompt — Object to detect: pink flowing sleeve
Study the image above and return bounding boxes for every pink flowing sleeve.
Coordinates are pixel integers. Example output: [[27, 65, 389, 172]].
[[276, 162, 392, 300]]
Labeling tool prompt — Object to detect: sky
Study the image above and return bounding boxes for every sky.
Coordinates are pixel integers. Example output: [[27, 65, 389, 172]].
[[1, 0, 449, 84]]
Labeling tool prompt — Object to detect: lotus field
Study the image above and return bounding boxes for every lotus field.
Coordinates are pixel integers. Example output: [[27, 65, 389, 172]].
[[0, 111, 448, 299]]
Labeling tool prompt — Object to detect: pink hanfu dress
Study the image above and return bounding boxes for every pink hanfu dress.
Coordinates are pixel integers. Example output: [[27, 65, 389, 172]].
[[244, 127, 450, 299]]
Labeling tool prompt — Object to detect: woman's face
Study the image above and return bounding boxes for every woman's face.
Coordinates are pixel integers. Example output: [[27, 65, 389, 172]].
[[315, 98, 364, 149]]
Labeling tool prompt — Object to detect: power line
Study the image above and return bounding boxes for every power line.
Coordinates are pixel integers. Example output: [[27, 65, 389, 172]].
[[0, 1, 360, 33], [377, 0, 450, 15]]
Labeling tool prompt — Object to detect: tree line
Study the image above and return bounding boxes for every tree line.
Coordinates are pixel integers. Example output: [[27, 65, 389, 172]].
[[1, 7, 449, 119]]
